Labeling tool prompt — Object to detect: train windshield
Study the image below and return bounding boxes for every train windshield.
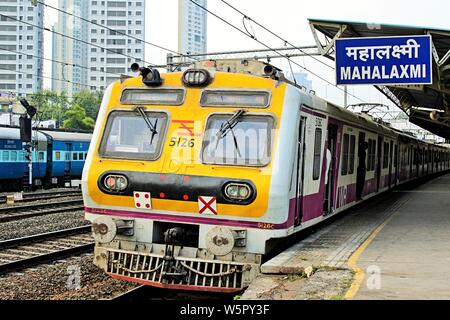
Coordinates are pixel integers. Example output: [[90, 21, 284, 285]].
[[99, 110, 168, 161], [202, 114, 274, 166]]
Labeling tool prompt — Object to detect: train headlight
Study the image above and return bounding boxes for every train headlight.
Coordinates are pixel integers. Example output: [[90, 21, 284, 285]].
[[224, 183, 252, 201], [182, 69, 211, 87], [104, 174, 128, 192]]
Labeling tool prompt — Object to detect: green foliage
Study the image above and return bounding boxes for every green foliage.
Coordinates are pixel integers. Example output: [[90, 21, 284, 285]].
[[27, 89, 103, 130], [72, 89, 103, 120], [62, 105, 95, 130]]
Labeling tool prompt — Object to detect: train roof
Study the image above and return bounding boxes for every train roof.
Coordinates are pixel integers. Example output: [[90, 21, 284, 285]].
[[0, 127, 47, 142], [40, 130, 92, 142]]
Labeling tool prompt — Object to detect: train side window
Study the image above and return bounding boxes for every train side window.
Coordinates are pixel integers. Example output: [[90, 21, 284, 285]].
[[312, 128, 322, 181], [38, 152, 45, 161], [349, 135, 356, 174], [372, 140, 377, 170], [383, 142, 389, 169], [65, 152, 70, 161], [73, 153, 78, 161], [394, 144, 398, 167], [341, 134, 349, 176], [55, 151, 61, 161], [79, 152, 84, 160], [2, 151, 9, 162], [367, 139, 374, 171], [10, 151, 17, 162]]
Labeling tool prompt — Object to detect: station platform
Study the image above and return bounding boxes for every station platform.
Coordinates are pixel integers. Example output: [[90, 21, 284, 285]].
[[243, 173, 450, 300]]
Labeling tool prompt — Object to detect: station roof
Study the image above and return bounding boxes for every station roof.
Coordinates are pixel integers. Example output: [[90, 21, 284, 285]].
[[309, 19, 450, 139]]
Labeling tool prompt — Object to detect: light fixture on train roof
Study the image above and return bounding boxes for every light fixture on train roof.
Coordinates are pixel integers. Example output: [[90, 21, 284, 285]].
[[131, 63, 163, 87], [182, 69, 212, 87], [263, 64, 282, 80]]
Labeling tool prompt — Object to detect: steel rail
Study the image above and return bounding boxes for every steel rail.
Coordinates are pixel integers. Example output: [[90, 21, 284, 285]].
[[0, 226, 93, 274]]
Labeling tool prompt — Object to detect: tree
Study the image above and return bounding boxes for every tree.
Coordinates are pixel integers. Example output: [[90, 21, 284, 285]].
[[62, 104, 95, 130], [28, 90, 70, 126], [72, 89, 103, 120]]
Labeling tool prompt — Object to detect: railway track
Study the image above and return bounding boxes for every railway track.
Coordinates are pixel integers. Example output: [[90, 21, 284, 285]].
[[0, 226, 93, 275], [0, 190, 82, 205], [0, 199, 85, 223]]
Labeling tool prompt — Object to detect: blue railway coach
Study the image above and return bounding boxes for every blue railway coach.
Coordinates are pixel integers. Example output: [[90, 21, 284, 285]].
[[0, 127, 92, 191], [41, 131, 92, 185]]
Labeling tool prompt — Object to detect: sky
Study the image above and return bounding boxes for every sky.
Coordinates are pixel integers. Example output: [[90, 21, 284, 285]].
[[42, 0, 450, 109]]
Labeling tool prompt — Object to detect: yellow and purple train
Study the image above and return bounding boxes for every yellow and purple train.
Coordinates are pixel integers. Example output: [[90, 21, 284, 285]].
[[82, 59, 450, 292]]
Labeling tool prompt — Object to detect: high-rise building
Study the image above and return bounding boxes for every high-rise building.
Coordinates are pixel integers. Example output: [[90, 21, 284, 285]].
[[52, 0, 145, 94], [178, 0, 207, 56], [0, 0, 44, 96], [88, 0, 145, 92], [52, 0, 89, 96]]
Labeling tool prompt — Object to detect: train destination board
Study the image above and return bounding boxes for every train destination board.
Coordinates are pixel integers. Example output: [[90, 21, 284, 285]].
[[335, 35, 432, 85]]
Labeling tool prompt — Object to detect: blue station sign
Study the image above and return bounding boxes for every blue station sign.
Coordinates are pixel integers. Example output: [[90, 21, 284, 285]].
[[335, 35, 432, 85]]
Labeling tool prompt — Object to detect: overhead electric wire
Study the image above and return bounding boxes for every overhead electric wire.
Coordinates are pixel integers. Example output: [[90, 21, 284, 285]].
[[0, 13, 157, 68], [0, 47, 124, 78], [35, 0, 198, 63], [187, 0, 366, 103], [0, 66, 91, 91], [221, 0, 334, 70]]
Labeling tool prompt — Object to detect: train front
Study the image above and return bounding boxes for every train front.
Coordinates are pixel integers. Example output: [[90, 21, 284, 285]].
[[82, 60, 289, 292]]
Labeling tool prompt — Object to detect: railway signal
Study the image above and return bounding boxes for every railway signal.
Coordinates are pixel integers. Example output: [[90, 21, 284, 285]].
[[19, 99, 37, 191]]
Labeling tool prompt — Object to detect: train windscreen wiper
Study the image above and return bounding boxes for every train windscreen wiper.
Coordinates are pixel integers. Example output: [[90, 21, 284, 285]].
[[135, 107, 158, 144], [215, 109, 246, 158]]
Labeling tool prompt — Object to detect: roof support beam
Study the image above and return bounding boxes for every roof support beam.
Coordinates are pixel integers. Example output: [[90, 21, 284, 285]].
[[438, 49, 450, 67], [309, 21, 347, 56]]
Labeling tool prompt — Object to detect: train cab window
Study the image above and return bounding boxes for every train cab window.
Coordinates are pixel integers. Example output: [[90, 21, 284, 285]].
[[120, 88, 185, 105], [341, 134, 349, 176], [312, 128, 322, 180], [200, 90, 270, 108], [349, 135, 356, 174], [202, 114, 274, 166], [55, 151, 61, 161], [99, 110, 168, 161]]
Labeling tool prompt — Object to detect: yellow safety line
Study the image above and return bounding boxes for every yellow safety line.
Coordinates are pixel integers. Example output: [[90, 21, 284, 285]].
[[344, 199, 409, 300]]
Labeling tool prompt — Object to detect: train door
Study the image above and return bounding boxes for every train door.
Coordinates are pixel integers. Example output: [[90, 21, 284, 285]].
[[388, 141, 394, 188], [376, 136, 383, 192], [65, 142, 72, 176], [294, 117, 306, 227], [356, 132, 367, 200], [324, 124, 338, 215]]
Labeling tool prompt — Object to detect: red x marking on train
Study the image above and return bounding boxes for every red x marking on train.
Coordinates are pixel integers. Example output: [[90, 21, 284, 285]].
[[172, 120, 202, 137], [198, 196, 218, 215]]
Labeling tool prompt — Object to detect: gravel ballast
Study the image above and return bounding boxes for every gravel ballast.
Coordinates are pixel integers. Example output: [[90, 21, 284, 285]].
[[0, 254, 139, 300], [0, 211, 89, 241]]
